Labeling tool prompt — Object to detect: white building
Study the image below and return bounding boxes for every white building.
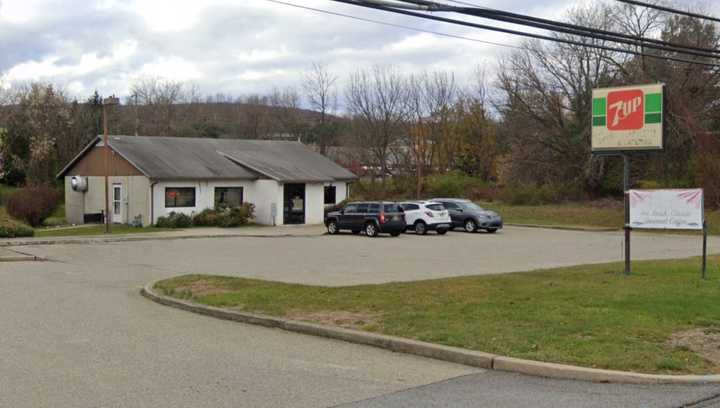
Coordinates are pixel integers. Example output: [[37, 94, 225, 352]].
[[58, 135, 357, 226]]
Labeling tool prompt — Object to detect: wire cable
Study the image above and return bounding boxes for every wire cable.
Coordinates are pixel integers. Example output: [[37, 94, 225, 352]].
[[333, 0, 720, 67], [394, 0, 720, 57], [616, 0, 720, 24], [262, 0, 523, 50]]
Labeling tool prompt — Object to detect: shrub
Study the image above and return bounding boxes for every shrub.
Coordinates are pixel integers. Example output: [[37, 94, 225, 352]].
[[6, 186, 62, 227], [217, 203, 255, 228], [156, 212, 193, 228], [0, 217, 34, 238], [192, 209, 222, 227]]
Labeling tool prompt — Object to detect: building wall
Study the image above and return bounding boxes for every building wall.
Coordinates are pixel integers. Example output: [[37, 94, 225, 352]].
[[64, 175, 150, 226], [250, 180, 283, 226], [304, 183, 325, 225], [65, 146, 143, 176], [151, 179, 281, 225]]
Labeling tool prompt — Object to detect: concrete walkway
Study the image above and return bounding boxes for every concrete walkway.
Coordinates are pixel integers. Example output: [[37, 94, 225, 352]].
[[0, 224, 325, 247]]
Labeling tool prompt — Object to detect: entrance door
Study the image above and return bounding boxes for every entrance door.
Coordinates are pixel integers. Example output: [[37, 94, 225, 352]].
[[112, 184, 123, 224], [283, 183, 305, 225]]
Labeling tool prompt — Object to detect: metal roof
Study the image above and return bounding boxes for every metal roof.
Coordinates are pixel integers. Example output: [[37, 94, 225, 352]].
[[59, 135, 358, 182]]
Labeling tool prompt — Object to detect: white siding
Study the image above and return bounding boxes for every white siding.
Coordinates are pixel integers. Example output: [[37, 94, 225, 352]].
[[251, 180, 283, 226], [304, 183, 325, 225]]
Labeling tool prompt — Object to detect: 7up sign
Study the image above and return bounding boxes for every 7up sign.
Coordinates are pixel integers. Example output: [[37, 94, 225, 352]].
[[592, 84, 664, 152]]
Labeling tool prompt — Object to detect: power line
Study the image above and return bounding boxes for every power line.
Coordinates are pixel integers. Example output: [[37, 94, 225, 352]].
[[616, 0, 720, 24], [394, 0, 720, 58], [262, 0, 522, 50], [333, 0, 720, 67]]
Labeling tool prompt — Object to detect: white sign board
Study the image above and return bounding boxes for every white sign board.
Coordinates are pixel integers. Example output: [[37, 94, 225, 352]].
[[629, 189, 704, 230], [592, 84, 664, 152]]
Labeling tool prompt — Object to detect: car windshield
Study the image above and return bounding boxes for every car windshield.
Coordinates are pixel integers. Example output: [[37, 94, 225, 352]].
[[426, 204, 444, 211], [459, 202, 484, 211]]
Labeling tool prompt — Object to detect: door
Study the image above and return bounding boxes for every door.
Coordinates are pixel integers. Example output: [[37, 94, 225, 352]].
[[112, 184, 123, 224], [338, 203, 357, 229], [283, 183, 306, 225], [442, 202, 462, 226], [354, 203, 369, 229]]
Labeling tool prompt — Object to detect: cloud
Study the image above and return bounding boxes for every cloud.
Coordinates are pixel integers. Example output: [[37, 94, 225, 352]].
[[8, 0, 693, 102]]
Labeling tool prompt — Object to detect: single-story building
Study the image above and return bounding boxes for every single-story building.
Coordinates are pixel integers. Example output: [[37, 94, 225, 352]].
[[57, 135, 358, 226]]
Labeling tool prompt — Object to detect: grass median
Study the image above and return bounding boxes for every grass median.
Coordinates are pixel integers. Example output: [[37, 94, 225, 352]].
[[155, 256, 720, 375]]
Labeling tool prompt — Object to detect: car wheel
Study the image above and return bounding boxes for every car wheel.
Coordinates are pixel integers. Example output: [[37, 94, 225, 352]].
[[365, 222, 379, 237], [414, 221, 428, 235], [352, 230, 361, 235], [487, 228, 498, 233], [436, 228, 448, 235], [327, 220, 339, 235], [464, 219, 477, 233]]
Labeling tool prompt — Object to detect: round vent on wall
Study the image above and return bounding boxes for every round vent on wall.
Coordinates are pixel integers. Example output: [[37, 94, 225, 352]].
[[70, 176, 88, 192]]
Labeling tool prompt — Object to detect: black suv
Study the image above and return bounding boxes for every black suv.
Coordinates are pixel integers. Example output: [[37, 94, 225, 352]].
[[325, 202, 406, 237]]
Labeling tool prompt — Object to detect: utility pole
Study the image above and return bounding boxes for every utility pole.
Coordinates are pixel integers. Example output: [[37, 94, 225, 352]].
[[134, 92, 139, 136], [103, 95, 120, 234]]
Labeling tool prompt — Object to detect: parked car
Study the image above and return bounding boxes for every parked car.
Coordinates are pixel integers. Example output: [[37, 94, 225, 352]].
[[325, 201, 406, 237], [432, 198, 503, 233], [399, 201, 452, 235]]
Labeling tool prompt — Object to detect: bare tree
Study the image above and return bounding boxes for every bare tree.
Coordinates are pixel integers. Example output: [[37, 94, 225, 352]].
[[346, 66, 409, 186], [303, 62, 338, 154], [130, 77, 184, 135]]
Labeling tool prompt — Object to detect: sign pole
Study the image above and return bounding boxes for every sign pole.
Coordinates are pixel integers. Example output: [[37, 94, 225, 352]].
[[703, 220, 708, 280], [623, 153, 631, 276]]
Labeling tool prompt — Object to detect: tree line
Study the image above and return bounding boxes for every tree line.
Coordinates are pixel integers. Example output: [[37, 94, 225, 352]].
[[0, 1, 718, 206]]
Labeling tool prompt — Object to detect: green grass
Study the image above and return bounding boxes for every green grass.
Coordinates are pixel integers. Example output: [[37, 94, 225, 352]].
[[480, 201, 720, 234], [34, 225, 172, 237], [156, 257, 720, 375]]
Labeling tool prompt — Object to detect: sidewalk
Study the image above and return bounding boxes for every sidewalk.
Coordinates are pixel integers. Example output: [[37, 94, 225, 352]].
[[0, 224, 327, 247], [0, 247, 43, 261]]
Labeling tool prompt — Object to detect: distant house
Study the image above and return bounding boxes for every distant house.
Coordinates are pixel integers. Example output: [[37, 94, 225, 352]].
[[57, 135, 357, 226]]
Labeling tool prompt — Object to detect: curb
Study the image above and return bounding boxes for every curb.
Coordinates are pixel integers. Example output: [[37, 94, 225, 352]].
[[506, 224, 619, 233], [0, 232, 323, 247], [0, 255, 43, 262], [141, 281, 720, 385]]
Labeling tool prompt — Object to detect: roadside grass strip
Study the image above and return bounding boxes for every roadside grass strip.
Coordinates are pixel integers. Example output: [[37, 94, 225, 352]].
[[155, 256, 720, 375], [34, 225, 173, 237], [481, 201, 720, 235]]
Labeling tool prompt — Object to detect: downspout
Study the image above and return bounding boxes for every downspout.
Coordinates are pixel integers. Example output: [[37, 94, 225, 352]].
[[150, 180, 158, 226]]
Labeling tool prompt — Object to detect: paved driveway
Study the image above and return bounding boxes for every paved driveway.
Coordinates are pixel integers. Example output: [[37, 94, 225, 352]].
[[1, 227, 719, 407]]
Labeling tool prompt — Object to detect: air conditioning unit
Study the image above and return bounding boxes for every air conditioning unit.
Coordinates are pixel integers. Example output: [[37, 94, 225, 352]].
[[70, 176, 88, 192]]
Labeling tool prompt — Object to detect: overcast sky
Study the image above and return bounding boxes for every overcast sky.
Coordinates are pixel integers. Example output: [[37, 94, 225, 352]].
[[1, 0, 715, 101]]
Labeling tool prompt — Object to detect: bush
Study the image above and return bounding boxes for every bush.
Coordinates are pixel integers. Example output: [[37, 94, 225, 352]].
[[498, 183, 584, 206], [0, 218, 34, 238], [6, 186, 62, 227], [192, 209, 222, 227], [217, 203, 255, 228], [156, 212, 193, 228]]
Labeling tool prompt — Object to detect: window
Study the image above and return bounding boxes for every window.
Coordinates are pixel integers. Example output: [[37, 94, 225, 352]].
[[344, 204, 358, 213], [324, 186, 337, 205], [368, 203, 380, 213], [165, 187, 196, 208], [356, 204, 369, 214], [401, 204, 419, 211], [442, 202, 459, 210], [384, 204, 402, 212], [215, 187, 243, 208], [426, 204, 444, 211]]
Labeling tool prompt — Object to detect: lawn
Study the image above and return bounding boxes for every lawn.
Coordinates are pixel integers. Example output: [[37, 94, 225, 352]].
[[480, 201, 720, 235], [156, 256, 720, 375], [35, 224, 172, 237]]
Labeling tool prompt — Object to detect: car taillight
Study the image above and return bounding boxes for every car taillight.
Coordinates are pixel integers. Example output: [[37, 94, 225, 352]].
[[379, 212, 386, 224], [425, 211, 434, 218]]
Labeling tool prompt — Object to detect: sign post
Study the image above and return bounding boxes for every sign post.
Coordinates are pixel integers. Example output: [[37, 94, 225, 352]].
[[592, 84, 665, 275]]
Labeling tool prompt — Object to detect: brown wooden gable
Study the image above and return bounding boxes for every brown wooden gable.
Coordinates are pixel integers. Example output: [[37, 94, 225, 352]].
[[64, 146, 144, 177]]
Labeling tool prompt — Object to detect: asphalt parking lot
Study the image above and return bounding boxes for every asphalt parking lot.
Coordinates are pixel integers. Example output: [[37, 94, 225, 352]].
[[2, 226, 719, 407], [13, 225, 719, 286]]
